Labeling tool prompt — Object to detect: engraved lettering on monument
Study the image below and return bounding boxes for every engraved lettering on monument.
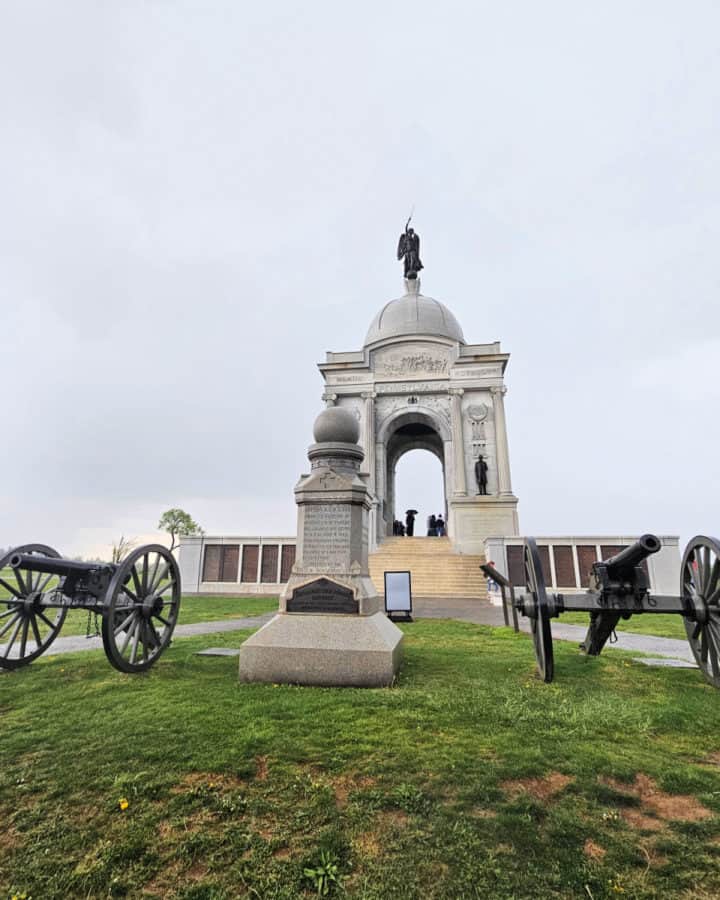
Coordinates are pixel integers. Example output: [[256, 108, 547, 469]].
[[453, 367, 501, 378], [330, 375, 370, 384], [302, 504, 351, 570], [376, 381, 447, 395], [287, 578, 358, 614]]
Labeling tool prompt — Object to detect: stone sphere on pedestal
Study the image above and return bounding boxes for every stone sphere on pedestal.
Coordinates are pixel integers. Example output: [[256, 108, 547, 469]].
[[313, 406, 360, 445]]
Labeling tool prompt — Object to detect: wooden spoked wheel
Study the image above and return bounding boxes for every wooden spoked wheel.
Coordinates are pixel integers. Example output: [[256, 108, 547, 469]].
[[524, 538, 554, 683], [682, 536, 720, 688], [0, 544, 66, 669], [101, 545, 181, 673]]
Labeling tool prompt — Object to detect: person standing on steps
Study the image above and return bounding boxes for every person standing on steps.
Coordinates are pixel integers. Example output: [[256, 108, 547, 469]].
[[405, 509, 416, 537], [436, 514, 446, 537], [427, 513, 437, 536]]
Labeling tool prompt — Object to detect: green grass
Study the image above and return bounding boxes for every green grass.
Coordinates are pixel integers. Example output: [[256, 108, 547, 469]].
[[1, 620, 720, 898], [559, 611, 687, 640]]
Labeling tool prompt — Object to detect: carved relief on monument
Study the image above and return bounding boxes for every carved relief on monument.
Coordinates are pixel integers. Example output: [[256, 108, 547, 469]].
[[375, 395, 451, 436], [419, 396, 452, 430], [466, 403, 489, 442], [372, 343, 453, 380]]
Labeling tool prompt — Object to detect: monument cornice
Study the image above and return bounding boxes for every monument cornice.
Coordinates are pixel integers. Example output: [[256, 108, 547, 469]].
[[450, 493, 519, 506]]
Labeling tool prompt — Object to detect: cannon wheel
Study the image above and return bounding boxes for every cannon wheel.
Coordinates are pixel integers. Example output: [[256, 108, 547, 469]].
[[101, 544, 181, 674], [682, 536, 720, 688], [524, 538, 554, 683], [0, 544, 66, 669]]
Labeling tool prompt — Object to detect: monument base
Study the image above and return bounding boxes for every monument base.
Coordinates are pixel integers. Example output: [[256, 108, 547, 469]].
[[238, 612, 403, 687], [450, 494, 520, 554]]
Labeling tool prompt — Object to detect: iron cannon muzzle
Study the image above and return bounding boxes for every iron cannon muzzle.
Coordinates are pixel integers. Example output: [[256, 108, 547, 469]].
[[9, 553, 113, 579], [604, 534, 662, 576]]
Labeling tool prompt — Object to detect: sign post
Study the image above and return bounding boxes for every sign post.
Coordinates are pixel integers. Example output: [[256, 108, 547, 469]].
[[384, 571, 413, 622]]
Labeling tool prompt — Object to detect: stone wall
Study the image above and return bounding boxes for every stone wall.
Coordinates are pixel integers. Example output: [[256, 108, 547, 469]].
[[179, 535, 296, 595], [484, 535, 680, 596]]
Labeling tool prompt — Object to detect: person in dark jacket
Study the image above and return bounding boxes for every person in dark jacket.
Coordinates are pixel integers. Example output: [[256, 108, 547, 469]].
[[427, 514, 437, 536]]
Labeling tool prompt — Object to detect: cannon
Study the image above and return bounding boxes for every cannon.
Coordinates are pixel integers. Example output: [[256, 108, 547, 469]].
[[0, 543, 180, 673], [485, 534, 720, 688]]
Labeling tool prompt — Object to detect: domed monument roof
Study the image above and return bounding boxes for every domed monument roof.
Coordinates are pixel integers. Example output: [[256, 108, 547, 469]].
[[364, 280, 465, 346]]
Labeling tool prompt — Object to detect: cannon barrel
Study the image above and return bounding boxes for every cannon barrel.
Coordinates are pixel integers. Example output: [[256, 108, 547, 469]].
[[603, 534, 662, 576], [10, 553, 114, 579]]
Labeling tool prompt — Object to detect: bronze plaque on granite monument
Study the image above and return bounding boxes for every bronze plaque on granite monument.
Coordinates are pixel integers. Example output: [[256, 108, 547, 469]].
[[287, 578, 358, 614]]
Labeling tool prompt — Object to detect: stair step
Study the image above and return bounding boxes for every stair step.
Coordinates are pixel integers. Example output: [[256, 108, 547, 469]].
[[368, 537, 487, 600]]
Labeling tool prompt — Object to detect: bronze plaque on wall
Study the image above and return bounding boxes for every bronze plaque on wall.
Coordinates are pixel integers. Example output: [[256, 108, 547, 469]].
[[287, 578, 358, 614]]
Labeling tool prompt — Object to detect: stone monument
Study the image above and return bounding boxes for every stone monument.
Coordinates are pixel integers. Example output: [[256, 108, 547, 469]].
[[238, 406, 403, 687], [316, 224, 519, 556]]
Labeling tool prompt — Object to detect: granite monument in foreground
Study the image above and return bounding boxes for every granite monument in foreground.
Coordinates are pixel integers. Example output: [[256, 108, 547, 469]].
[[238, 406, 403, 687]]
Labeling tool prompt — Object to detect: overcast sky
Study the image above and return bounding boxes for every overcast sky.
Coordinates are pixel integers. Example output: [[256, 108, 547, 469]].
[[2, 2, 719, 559]]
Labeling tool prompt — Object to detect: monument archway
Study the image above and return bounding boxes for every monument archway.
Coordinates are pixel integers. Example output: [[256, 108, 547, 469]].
[[379, 408, 450, 537], [392, 448, 446, 535], [318, 271, 520, 555]]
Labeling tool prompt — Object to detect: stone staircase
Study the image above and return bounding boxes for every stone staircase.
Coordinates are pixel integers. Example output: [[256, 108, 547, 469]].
[[369, 537, 487, 599]]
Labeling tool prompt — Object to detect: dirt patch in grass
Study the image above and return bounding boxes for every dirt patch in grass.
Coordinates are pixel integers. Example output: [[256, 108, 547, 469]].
[[353, 832, 383, 858], [187, 861, 208, 880], [501, 772, 573, 802], [331, 773, 377, 808], [376, 810, 410, 831], [158, 820, 174, 839], [621, 808, 665, 832], [143, 861, 184, 897], [470, 806, 497, 819], [640, 842, 669, 868], [255, 755, 269, 781], [604, 774, 711, 824], [0, 823, 20, 851], [171, 772, 245, 793], [584, 839, 606, 860]]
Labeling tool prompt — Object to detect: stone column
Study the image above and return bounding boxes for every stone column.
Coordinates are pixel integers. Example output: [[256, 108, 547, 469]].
[[322, 392, 338, 408], [491, 386, 512, 496], [449, 388, 467, 496], [375, 440, 386, 538], [361, 391, 376, 485]]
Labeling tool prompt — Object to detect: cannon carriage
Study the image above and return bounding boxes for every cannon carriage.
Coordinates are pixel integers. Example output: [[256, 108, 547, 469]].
[[0, 543, 181, 673], [485, 534, 720, 688]]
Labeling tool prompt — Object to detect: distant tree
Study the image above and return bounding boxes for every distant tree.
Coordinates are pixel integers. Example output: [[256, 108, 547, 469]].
[[158, 509, 203, 552], [111, 536, 137, 564]]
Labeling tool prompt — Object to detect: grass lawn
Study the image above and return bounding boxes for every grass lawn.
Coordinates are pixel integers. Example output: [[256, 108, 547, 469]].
[[1, 621, 720, 898], [559, 612, 688, 641]]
